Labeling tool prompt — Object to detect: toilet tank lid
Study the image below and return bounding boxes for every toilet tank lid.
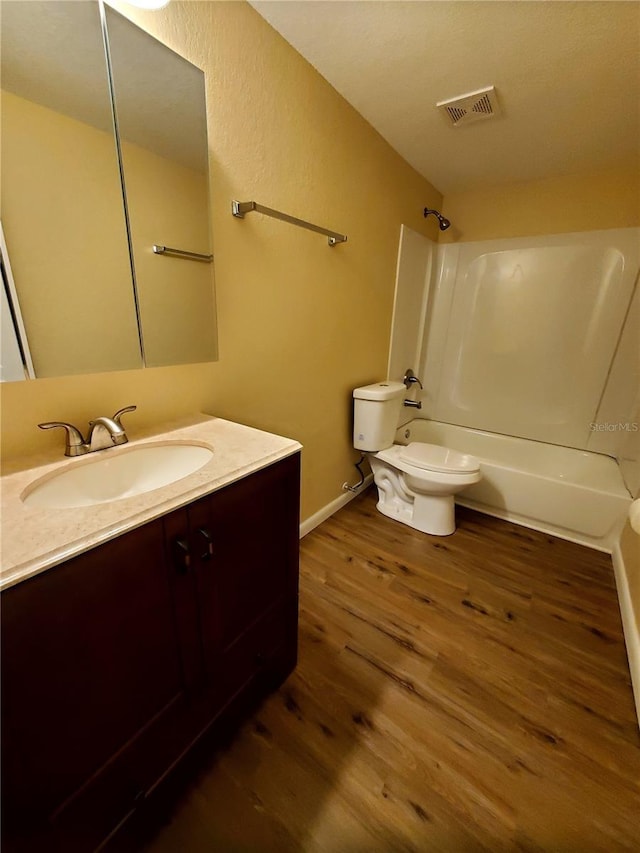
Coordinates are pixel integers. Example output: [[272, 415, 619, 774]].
[[353, 381, 406, 401]]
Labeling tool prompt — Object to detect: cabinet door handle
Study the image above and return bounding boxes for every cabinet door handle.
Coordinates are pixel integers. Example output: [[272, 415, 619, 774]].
[[173, 537, 191, 574], [197, 527, 214, 561]]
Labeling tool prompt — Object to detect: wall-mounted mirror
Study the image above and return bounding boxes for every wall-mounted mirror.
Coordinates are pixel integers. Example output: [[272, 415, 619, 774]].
[[104, 5, 217, 368], [0, 0, 217, 381]]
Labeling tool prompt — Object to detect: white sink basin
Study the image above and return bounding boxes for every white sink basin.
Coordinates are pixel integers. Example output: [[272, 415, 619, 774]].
[[22, 442, 214, 509]]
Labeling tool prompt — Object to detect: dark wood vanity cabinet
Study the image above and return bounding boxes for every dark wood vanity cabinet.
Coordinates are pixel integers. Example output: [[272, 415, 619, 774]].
[[1, 453, 300, 852]]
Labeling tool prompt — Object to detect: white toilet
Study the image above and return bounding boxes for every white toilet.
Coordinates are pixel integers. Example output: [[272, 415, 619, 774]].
[[353, 381, 481, 536]]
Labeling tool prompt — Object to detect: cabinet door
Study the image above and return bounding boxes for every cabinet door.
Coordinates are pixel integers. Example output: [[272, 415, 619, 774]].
[[194, 454, 300, 681], [1, 520, 185, 846]]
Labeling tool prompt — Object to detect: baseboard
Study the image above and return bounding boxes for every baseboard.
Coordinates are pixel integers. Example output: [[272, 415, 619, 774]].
[[299, 475, 373, 539], [611, 542, 640, 730]]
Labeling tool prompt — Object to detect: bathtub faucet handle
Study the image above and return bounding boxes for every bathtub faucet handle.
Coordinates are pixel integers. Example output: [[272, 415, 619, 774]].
[[403, 369, 423, 390]]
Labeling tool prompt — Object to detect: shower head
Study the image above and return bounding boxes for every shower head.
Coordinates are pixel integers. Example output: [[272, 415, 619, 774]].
[[424, 208, 451, 231]]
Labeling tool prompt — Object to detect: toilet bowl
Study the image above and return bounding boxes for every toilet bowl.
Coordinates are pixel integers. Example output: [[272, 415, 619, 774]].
[[353, 382, 481, 536], [369, 443, 481, 535]]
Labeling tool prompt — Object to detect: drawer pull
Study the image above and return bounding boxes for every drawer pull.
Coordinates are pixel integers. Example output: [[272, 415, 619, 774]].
[[173, 537, 191, 574], [197, 527, 214, 561]]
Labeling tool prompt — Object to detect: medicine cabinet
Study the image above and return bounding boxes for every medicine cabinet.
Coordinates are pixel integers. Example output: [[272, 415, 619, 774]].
[[0, 0, 217, 380]]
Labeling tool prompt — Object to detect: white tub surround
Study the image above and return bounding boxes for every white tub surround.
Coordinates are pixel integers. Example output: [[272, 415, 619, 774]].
[[396, 419, 631, 552], [419, 228, 640, 452], [387, 225, 435, 382], [0, 415, 301, 590]]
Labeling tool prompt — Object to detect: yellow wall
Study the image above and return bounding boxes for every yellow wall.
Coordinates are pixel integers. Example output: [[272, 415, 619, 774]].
[[441, 167, 640, 243], [119, 137, 217, 367], [1, 90, 215, 375], [1, 91, 142, 376], [0, 1, 441, 523]]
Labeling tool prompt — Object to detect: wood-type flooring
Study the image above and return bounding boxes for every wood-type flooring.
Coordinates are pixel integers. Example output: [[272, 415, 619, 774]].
[[140, 488, 640, 852]]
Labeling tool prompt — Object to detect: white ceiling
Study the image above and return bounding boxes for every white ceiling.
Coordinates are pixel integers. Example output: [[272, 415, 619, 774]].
[[250, 1, 640, 194]]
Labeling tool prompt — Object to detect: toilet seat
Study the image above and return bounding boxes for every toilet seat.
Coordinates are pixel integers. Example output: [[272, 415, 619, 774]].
[[399, 442, 480, 474]]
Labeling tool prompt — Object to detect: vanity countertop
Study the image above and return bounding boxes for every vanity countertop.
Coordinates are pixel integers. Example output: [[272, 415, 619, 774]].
[[0, 415, 302, 591]]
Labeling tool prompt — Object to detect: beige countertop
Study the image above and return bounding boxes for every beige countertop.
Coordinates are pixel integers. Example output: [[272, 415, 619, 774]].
[[0, 415, 301, 591]]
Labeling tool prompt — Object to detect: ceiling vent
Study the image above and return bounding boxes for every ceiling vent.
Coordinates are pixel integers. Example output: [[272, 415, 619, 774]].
[[437, 86, 500, 127]]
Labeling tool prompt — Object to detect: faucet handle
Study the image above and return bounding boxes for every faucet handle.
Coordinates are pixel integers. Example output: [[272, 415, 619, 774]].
[[38, 421, 87, 457], [112, 405, 137, 427], [403, 369, 424, 390]]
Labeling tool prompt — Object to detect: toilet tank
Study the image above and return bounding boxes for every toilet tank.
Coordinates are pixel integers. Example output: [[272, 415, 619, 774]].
[[353, 382, 406, 451]]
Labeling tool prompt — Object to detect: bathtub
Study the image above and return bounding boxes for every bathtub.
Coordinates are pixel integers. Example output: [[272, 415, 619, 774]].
[[395, 419, 631, 552]]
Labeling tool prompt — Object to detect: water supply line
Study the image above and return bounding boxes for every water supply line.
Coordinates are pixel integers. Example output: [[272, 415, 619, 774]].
[[343, 453, 367, 493]]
